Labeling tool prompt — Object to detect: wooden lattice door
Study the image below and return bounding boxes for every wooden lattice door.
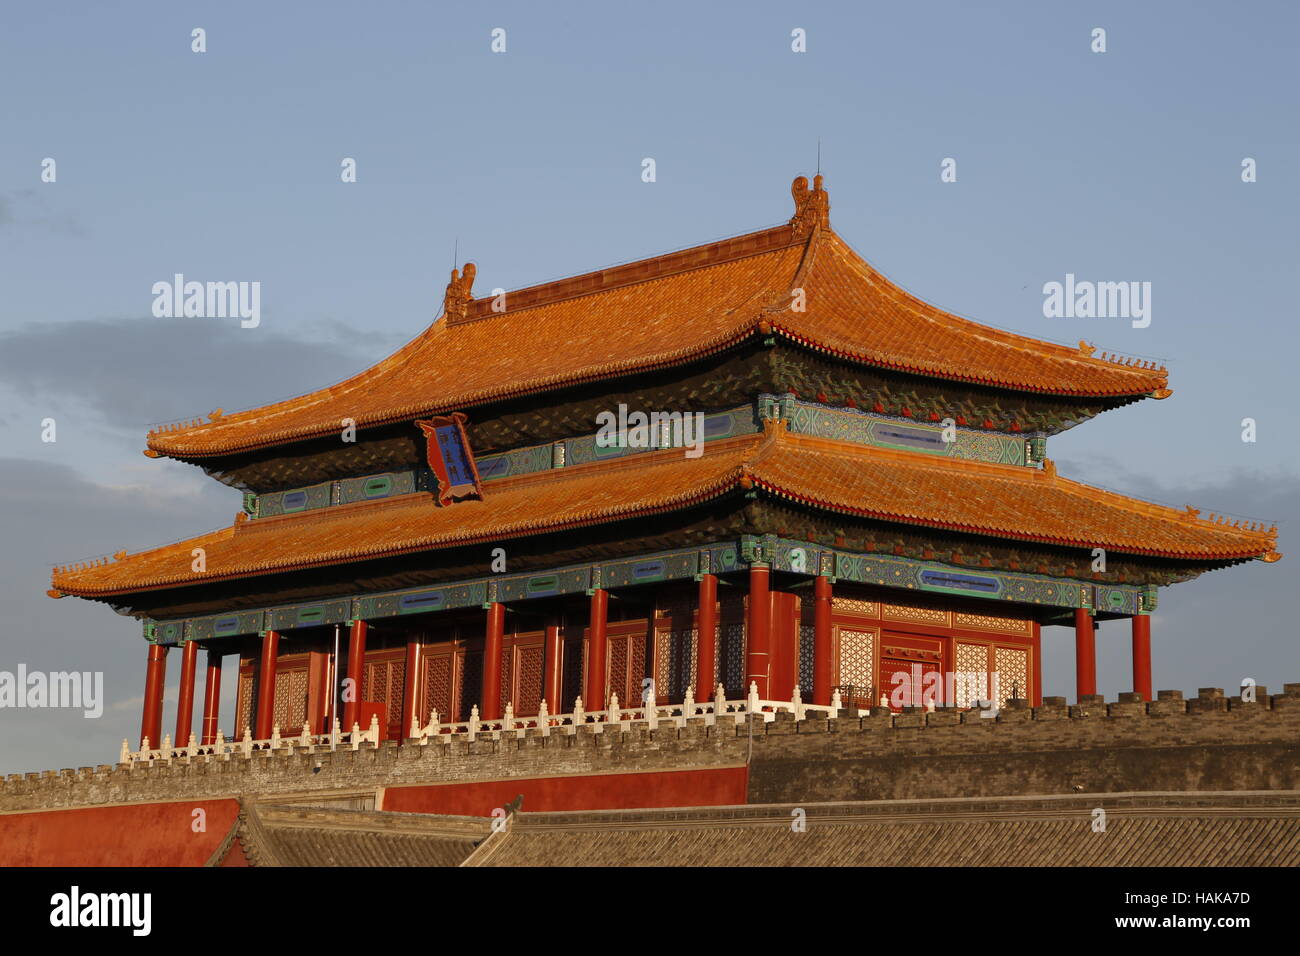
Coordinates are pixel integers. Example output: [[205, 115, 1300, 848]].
[[361, 648, 406, 740], [606, 620, 650, 709]]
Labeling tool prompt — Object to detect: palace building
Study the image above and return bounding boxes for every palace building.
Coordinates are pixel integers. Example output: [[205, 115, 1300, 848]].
[[48, 174, 1281, 758]]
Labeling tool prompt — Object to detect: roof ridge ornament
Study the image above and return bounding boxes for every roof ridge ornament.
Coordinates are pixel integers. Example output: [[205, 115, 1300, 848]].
[[442, 262, 477, 323], [789, 174, 829, 238]]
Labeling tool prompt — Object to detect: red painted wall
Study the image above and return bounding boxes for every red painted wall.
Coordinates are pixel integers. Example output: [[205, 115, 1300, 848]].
[[382, 766, 748, 817], [0, 799, 240, 867]]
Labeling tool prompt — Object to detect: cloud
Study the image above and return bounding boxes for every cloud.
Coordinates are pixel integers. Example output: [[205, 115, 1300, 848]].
[[1040, 463, 1297, 701], [0, 188, 84, 237], [0, 315, 400, 433], [0, 457, 238, 774]]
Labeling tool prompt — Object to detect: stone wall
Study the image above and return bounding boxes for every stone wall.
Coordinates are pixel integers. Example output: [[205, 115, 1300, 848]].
[[2, 685, 1297, 814], [748, 687, 1300, 804]]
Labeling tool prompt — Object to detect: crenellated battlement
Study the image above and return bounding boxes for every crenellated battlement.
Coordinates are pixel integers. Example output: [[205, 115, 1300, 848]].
[[3, 683, 1298, 814]]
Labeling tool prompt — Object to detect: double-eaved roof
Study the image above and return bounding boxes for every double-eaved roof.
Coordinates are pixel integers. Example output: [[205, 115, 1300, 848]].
[[51, 175, 1277, 604], [52, 422, 1277, 600], [144, 175, 1168, 462]]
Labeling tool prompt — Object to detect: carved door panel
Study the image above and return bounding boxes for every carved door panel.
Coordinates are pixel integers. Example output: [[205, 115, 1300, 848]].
[[272, 659, 311, 736], [420, 645, 458, 725], [833, 626, 877, 709], [560, 624, 585, 712], [361, 649, 406, 740], [506, 636, 545, 717], [606, 620, 650, 710]]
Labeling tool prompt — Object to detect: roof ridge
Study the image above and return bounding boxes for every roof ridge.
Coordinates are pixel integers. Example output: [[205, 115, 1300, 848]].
[[450, 224, 805, 325]]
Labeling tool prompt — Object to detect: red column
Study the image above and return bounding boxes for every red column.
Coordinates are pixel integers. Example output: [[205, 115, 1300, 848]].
[[1074, 608, 1096, 701], [200, 650, 222, 745], [481, 603, 505, 720], [543, 616, 563, 711], [585, 589, 609, 709], [344, 619, 367, 730], [695, 574, 717, 698], [746, 564, 771, 698], [400, 637, 421, 739], [174, 639, 199, 745], [1132, 614, 1152, 701], [140, 643, 168, 748], [813, 575, 833, 706], [253, 630, 280, 739]]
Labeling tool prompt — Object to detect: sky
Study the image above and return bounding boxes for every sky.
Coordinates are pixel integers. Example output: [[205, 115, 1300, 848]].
[[0, 1, 1296, 773]]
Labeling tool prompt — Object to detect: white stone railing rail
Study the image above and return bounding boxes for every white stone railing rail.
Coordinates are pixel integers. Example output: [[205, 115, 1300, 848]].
[[122, 715, 382, 764], [120, 683, 835, 763], [410, 682, 836, 743]]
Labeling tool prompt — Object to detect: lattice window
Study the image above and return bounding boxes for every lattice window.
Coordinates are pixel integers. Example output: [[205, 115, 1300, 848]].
[[955, 611, 1031, 634], [273, 667, 309, 733], [498, 646, 514, 715], [363, 660, 387, 712], [955, 643, 990, 708], [235, 668, 254, 737], [459, 650, 482, 721], [656, 627, 697, 701], [718, 623, 746, 698], [423, 654, 453, 721], [883, 603, 949, 625], [838, 629, 875, 689], [515, 644, 544, 716], [798, 624, 815, 695], [994, 646, 1029, 706], [561, 633, 584, 710], [388, 659, 406, 727], [831, 597, 878, 617], [607, 635, 628, 709], [629, 633, 647, 703]]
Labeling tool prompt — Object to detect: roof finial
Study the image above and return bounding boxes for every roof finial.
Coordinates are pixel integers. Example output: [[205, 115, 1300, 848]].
[[789, 173, 829, 238], [442, 262, 476, 323], [816, 137, 821, 176]]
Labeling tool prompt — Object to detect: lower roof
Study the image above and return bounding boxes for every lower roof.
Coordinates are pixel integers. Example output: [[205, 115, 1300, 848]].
[[50, 423, 1278, 600], [468, 792, 1300, 867]]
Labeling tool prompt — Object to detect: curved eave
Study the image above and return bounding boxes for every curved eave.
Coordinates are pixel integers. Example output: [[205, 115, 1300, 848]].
[[147, 322, 1163, 463], [144, 324, 761, 462], [746, 477, 1275, 564], [50, 481, 744, 600], [767, 323, 1165, 401]]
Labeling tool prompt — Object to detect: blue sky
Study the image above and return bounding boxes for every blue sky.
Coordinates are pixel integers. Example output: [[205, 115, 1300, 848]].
[[0, 1, 1296, 772]]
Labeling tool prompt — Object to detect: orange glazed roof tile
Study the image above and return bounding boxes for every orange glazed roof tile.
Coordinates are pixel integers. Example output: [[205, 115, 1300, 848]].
[[144, 176, 1168, 460], [54, 426, 1275, 600]]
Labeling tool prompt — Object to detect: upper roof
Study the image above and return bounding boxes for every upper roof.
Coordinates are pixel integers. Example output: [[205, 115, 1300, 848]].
[[53, 423, 1277, 600], [144, 175, 1169, 461]]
